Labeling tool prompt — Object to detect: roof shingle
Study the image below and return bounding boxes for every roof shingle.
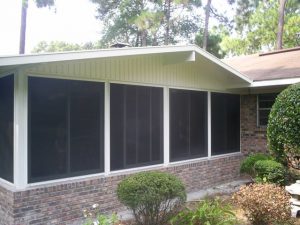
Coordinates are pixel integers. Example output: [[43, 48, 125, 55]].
[[223, 47, 300, 81]]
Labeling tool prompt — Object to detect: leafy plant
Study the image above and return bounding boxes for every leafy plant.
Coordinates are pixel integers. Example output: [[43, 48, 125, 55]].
[[268, 83, 300, 165], [232, 183, 292, 225], [83, 204, 119, 225], [240, 153, 272, 177], [254, 159, 286, 185], [117, 171, 186, 225], [170, 198, 238, 225]]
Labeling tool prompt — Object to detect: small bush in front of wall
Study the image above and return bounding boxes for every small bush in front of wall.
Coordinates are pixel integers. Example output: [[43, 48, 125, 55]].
[[232, 183, 292, 225], [267, 82, 300, 165], [254, 159, 286, 185], [240, 153, 272, 178], [170, 198, 238, 225], [83, 204, 119, 225], [117, 171, 186, 225]]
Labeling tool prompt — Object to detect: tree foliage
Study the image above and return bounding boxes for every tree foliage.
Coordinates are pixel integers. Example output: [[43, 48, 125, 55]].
[[90, 0, 202, 47], [221, 0, 300, 56], [32, 41, 102, 53], [195, 27, 226, 58]]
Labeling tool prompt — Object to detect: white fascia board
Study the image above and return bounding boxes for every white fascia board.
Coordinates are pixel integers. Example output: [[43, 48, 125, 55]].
[[0, 45, 195, 66], [251, 77, 300, 87]]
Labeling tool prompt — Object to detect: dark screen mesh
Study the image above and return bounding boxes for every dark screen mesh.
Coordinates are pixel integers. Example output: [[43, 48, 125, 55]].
[[29, 77, 104, 182], [211, 93, 240, 155], [69, 81, 104, 173], [110, 84, 163, 171], [170, 89, 207, 161], [0, 75, 14, 182]]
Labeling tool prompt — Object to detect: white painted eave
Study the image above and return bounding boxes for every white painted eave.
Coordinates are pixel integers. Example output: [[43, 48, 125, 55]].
[[0, 45, 252, 84], [251, 77, 300, 87]]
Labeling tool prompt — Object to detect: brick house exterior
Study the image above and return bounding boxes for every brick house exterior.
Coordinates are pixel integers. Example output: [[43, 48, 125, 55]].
[[241, 95, 268, 155], [0, 46, 299, 225], [0, 154, 242, 225]]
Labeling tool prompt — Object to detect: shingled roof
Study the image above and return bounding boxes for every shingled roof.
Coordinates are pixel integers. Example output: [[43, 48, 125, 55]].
[[223, 47, 300, 81]]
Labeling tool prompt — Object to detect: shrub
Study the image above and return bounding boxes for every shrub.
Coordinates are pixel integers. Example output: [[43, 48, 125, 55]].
[[232, 183, 292, 225], [240, 153, 271, 177], [267, 83, 300, 164], [83, 204, 119, 225], [254, 159, 286, 185], [170, 198, 238, 225], [117, 171, 186, 225]]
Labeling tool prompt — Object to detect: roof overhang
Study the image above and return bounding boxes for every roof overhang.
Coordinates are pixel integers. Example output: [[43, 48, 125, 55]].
[[0, 45, 252, 84]]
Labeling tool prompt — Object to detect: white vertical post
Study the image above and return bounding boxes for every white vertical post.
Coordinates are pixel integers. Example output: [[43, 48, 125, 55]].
[[14, 71, 28, 189], [163, 87, 170, 165], [207, 92, 212, 158], [104, 82, 110, 175]]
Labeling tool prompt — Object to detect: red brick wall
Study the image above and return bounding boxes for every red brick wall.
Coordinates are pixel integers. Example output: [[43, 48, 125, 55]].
[[240, 94, 268, 155], [0, 154, 242, 225], [0, 185, 14, 225]]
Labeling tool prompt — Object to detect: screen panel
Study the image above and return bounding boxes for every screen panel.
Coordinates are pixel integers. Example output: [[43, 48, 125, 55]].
[[110, 84, 163, 171], [0, 75, 14, 182], [29, 77, 104, 182], [29, 78, 68, 180], [170, 90, 189, 160], [170, 89, 208, 161], [70, 81, 104, 173], [211, 93, 240, 155]]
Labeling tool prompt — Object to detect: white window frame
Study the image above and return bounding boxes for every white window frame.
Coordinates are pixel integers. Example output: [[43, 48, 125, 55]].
[[257, 93, 277, 127]]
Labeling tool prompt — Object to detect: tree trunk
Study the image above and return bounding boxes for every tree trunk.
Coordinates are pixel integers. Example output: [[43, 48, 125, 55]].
[[19, 0, 28, 54], [164, 0, 171, 45], [276, 0, 287, 50], [141, 30, 147, 46], [203, 0, 212, 51]]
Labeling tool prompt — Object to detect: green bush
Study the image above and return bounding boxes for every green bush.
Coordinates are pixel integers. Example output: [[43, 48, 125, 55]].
[[83, 204, 119, 225], [267, 83, 300, 164], [240, 153, 271, 177], [117, 171, 186, 225], [254, 160, 286, 185], [170, 198, 238, 225]]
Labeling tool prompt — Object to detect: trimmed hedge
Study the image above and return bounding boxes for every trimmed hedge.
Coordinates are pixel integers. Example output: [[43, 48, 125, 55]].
[[267, 83, 300, 164], [240, 153, 271, 177], [254, 160, 286, 185], [117, 171, 186, 225]]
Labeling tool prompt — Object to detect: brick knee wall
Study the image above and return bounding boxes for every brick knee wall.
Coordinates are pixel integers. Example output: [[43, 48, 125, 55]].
[[241, 94, 268, 155], [0, 154, 242, 225], [0, 185, 14, 225]]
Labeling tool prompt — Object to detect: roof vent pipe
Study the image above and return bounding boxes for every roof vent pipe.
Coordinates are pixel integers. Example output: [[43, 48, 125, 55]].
[[110, 42, 131, 48], [296, 32, 300, 46]]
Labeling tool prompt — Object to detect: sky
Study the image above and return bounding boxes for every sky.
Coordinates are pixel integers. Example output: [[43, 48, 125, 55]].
[[0, 0, 102, 55]]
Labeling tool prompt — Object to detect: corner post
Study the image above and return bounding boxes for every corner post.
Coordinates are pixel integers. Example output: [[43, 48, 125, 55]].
[[104, 82, 110, 175], [163, 87, 170, 165], [14, 70, 28, 189], [208, 91, 212, 158]]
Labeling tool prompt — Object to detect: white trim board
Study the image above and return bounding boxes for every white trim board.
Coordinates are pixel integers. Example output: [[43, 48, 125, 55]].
[[251, 77, 300, 87]]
